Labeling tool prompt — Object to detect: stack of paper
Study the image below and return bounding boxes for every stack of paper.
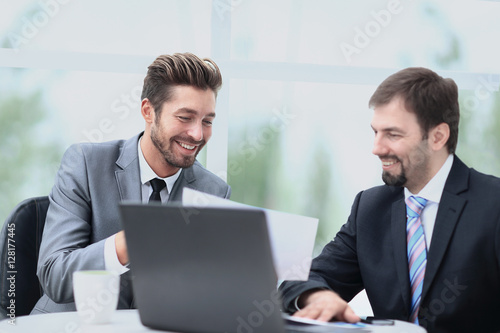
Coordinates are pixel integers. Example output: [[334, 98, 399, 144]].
[[182, 188, 319, 281], [283, 314, 371, 332]]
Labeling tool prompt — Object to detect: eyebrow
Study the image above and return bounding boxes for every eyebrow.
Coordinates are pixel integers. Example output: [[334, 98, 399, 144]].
[[175, 108, 216, 118], [371, 125, 404, 133]]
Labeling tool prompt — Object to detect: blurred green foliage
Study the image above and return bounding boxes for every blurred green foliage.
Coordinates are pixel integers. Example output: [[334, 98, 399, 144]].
[[227, 121, 343, 253], [0, 91, 63, 227], [226, 89, 500, 256], [457, 89, 500, 176], [227, 122, 282, 209]]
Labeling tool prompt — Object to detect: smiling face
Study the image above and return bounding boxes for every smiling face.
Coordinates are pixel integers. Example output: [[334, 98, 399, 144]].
[[371, 96, 433, 193], [141, 85, 216, 177]]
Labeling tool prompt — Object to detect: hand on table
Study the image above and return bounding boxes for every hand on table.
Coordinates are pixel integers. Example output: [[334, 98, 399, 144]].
[[293, 289, 360, 323]]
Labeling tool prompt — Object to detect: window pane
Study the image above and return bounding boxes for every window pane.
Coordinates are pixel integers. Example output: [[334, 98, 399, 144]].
[[0, 0, 212, 55]]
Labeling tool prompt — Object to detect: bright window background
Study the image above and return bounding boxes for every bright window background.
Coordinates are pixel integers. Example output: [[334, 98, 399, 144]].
[[2, 0, 500, 315]]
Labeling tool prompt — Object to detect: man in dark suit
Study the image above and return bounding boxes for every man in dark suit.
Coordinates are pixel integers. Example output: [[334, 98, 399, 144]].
[[280, 67, 500, 332], [33, 53, 231, 314]]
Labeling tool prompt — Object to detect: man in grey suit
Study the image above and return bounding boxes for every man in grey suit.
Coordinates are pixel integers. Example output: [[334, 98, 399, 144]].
[[280, 67, 500, 332], [33, 53, 231, 314]]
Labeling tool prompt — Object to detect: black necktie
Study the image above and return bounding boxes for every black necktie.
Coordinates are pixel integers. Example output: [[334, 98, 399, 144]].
[[149, 178, 166, 203]]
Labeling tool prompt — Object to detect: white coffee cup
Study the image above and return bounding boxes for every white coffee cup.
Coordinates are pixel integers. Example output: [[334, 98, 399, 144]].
[[73, 270, 120, 324]]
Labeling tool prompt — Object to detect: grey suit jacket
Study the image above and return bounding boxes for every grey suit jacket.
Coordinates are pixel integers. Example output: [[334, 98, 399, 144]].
[[280, 156, 500, 333], [32, 133, 230, 314]]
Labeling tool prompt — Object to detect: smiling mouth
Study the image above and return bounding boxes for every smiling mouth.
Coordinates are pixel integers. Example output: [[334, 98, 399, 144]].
[[380, 158, 402, 170], [177, 141, 197, 150]]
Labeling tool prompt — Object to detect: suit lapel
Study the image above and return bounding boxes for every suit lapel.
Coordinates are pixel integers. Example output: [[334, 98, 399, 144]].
[[391, 196, 412, 316], [114, 133, 142, 202], [421, 156, 469, 300], [168, 162, 196, 202]]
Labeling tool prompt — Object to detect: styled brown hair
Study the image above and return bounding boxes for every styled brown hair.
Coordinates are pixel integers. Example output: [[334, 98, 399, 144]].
[[141, 53, 222, 114], [369, 67, 460, 154]]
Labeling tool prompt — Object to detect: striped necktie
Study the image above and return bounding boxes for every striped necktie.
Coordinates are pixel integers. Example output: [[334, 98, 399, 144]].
[[406, 195, 428, 324]]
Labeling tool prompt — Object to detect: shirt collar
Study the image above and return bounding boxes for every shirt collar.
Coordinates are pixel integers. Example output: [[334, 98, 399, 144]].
[[138, 136, 182, 193], [404, 154, 454, 203]]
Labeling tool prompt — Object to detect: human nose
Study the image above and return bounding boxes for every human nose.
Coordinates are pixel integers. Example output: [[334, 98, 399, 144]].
[[372, 133, 387, 156], [187, 121, 203, 142]]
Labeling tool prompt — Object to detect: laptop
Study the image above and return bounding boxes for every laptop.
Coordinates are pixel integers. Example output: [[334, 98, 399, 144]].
[[119, 203, 286, 333]]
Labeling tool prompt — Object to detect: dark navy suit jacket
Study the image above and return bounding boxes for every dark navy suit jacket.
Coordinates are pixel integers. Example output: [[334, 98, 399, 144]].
[[280, 156, 500, 333]]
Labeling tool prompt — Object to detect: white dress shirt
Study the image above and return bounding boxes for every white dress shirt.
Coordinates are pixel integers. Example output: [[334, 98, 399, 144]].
[[404, 154, 454, 248], [294, 154, 455, 311], [104, 136, 182, 274]]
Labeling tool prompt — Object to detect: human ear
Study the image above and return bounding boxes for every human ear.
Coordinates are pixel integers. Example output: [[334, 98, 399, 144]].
[[429, 123, 450, 151], [141, 98, 154, 124]]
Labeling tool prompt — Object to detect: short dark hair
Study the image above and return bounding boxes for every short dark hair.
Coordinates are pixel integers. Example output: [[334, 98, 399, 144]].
[[369, 67, 459, 154], [141, 53, 222, 113]]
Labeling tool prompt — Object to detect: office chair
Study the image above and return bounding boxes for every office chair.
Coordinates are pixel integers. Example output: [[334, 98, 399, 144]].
[[0, 196, 49, 319]]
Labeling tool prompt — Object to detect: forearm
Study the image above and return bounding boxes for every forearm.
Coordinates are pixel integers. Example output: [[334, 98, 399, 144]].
[[279, 278, 331, 313], [38, 232, 106, 303], [281, 192, 366, 313]]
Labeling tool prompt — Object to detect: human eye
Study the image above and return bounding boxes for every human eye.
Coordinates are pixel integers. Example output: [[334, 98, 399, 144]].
[[203, 119, 213, 126], [387, 132, 401, 140], [177, 116, 191, 122]]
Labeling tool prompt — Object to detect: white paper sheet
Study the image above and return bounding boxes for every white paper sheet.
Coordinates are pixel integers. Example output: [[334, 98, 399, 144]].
[[182, 188, 318, 281]]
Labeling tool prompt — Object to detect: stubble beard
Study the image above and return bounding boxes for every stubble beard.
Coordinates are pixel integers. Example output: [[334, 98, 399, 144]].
[[150, 124, 205, 169], [381, 143, 430, 189]]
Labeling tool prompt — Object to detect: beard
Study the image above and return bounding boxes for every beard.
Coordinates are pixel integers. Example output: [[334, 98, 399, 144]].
[[380, 143, 430, 189], [150, 123, 205, 169], [382, 169, 407, 187], [381, 156, 407, 187]]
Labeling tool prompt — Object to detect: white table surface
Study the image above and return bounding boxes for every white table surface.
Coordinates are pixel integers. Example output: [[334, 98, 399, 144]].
[[0, 310, 426, 333], [0, 310, 156, 333]]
